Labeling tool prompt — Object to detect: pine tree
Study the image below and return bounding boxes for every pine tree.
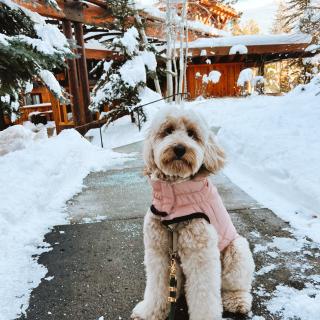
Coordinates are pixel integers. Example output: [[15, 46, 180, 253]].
[[0, 0, 71, 130], [271, 0, 291, 34], [284, 0, 320, 84], [90, 0, 158, 127]]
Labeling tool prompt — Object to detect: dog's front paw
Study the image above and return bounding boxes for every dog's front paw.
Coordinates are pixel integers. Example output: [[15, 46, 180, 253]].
[[131, 299, 168, 320], [222, 291, 252, 314], [131, 300, 148, 320]]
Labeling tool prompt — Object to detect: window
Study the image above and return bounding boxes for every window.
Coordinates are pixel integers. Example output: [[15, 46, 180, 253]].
[[25, 93, 42, 106]]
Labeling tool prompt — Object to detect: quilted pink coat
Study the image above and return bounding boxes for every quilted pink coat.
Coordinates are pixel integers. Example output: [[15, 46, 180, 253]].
[[150, 177, 239, 251]]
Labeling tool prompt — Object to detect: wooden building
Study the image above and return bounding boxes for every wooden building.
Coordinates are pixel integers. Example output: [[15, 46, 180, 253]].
[[10, 0, 318, 133], [185, 34, 315, 98]]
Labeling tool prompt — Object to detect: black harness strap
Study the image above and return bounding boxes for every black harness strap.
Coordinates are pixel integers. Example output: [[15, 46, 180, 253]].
[[150, 205, 210, 225], [150, 204, 168, 217]]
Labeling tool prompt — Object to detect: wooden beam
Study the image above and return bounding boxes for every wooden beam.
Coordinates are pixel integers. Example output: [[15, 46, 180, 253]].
[[62, 20, 83, 127], [74, 20, 92, 123], [13, 0, 114, 26], [85, 48, 116, 60]]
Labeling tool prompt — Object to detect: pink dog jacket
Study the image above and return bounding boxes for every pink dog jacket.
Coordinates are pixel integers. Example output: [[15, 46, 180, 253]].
[[150, 177, 239, 251]]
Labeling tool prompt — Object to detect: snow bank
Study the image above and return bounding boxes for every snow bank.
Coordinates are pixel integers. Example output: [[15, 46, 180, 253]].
[[0, 125, 47, 156], [186, 79, 320, 242], [0, 129, 127, 319]]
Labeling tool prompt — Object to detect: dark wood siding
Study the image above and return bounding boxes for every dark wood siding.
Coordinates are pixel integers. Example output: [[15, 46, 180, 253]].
[[187, 63, 244, 99]]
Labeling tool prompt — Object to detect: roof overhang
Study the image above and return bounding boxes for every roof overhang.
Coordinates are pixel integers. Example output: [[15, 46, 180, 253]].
[[185, 34, 317, 64]]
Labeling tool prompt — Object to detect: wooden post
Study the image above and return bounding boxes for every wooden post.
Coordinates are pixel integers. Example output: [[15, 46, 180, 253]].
[[74, 21, 92, 123], [62, 19, 83, 127]]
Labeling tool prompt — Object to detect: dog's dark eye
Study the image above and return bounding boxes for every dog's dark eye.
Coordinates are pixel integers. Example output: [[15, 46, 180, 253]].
[[187, 129, 197, 139], [164, 127, 174, 136]]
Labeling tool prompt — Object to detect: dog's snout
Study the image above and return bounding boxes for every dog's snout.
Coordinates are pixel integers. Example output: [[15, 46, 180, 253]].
[[174, 144, 186, 159]]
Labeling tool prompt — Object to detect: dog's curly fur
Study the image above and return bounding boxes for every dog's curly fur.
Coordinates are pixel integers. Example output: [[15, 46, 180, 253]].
[[132, 107, 255, 320]]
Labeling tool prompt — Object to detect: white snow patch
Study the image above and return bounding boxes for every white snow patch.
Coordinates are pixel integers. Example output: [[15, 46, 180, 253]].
[[119, 55, 146, 86], [0, 125, 47, 156], [237, 68, 253, 86], [229, 44, 248, 55], [0, 129, 128, 319], [256, 264, 277, 276], [188, 33, 312, 49], [267, 285, 320, 320], [114, 27, 139, 56], [200, 49, 207, 56], [38, 69, 63, 97], [208, 71, 221, 84], [140, 50, 157, 71]]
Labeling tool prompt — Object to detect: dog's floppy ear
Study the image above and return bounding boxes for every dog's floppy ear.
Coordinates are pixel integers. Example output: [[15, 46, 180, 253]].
[[143, 131, 157, 176], [203, 132, 225, 174]]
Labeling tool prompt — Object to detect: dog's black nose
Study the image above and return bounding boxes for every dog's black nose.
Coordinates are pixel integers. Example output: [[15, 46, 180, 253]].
[[174, 144, 186, 159]]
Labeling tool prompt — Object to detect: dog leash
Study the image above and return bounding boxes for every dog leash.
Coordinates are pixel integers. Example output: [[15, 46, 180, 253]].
[[166, 224, 179, 320]]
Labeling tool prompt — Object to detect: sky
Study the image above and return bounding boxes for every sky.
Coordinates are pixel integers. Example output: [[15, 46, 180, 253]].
[[137, 0, 280, 35], [234, 0, 279, 34]]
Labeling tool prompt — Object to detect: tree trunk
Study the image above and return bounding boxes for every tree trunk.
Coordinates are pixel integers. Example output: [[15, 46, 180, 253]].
[[166, 0, 174, 101], [178, 0, 187, 104], [183, 2, 189, 98]]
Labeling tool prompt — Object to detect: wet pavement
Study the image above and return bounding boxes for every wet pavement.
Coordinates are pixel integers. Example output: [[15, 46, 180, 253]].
[[18, 142, 320, 320]]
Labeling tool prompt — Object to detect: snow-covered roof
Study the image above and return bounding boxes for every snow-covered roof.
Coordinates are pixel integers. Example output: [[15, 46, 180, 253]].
[[188, 34, 313, 49]]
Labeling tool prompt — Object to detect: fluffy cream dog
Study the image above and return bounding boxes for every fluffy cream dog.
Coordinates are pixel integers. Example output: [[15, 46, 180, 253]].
[[131, 107, 255, 320]]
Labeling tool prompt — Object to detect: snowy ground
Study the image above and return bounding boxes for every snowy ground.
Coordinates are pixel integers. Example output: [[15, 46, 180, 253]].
[[0, 128, 129, 319]]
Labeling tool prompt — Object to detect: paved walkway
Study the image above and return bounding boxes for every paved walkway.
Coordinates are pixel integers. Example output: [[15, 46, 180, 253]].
[[19, 142, 320, 320]]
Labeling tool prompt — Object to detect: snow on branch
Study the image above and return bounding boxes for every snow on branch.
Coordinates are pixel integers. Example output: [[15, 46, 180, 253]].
[[113, 26, 139, 56], [38, 69, 63, 98]]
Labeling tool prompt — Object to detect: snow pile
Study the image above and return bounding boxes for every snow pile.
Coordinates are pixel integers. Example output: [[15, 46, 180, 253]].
[[0, 129, 127, 319], [237, 68, 253, 86], [0, 125, 47, 156], [267, 285, 320, 320], [229, 44, 248, 55], [186, 79, 320, 242]]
